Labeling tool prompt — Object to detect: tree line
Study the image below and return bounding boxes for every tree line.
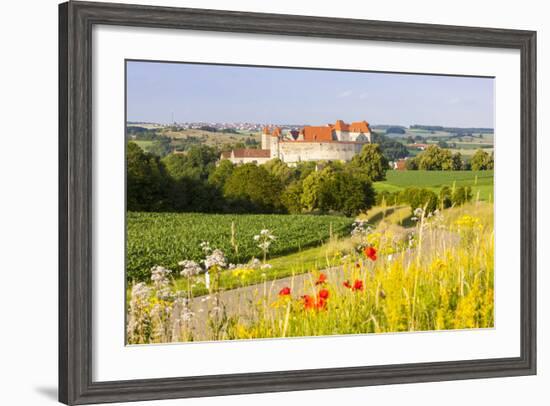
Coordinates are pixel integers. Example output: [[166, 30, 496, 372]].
[[405, 145, 494, 171], [376, 185, 473, 214], [127, 142, 390, 217]]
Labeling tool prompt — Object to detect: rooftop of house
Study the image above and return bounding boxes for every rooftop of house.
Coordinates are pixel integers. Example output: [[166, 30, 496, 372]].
[[262, 120, 371, 142], [299, 126, 335, 142]]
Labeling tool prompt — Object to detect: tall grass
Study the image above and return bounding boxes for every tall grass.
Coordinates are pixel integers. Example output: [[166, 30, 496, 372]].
[[126, 203, 494, 344]]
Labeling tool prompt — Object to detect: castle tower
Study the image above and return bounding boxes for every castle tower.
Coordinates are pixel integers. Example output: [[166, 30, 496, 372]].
[[269, 127, 281, 159], [261, 126, 271, 150]]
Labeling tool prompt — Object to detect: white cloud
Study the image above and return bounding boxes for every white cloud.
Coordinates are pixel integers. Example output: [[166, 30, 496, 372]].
[[337, 90, 353, 98]]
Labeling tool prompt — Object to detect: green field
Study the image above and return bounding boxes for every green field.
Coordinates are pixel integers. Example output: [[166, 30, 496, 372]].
[[374, 170, 494, 201], [127, 212, 354, 282], [132, 140, 155, 152]]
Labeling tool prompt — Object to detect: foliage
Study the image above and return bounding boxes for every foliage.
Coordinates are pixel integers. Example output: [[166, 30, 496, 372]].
[[402, 187, 439, 214], [126, 212, 354, 282], [470, 149, 494, 170], [207, 159, 234, 190], [301, 167, 375, 216], [281, 181, 304, 214], [417, 145, 453, 170], [385, 126, 406, 135], [350, 144, 390, 181], [263, 158, 298, 186], [127, 142, 172, 211], [379, 140, 410, 161], [223, 164, 284, 213]]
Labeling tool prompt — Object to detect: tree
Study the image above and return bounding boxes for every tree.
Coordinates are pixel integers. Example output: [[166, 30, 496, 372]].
[[417, 145, 453, 170], [126, 142, 171, 211], [385, 126, 406, 135], [207, 159, 234, 190], [223, 164, 284, 213], [380, 140, 409, 161], [281, 181, 304, 214], [451, 152, 464, 170], [332, 169, 376, 216], [148, 137, 172, 157], [300, 168, 336, 213], [405, 157, 419, 170], [471, 149, 492, 170], [350, 144, 390, 181], [263, 158, 297, 186], [295, 161, 317, 181], [300, 167, 375, 216], [162, 145, 219, 182]]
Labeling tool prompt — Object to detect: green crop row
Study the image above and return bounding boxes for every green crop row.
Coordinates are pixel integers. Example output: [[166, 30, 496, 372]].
[[127, 212, 354, 282]]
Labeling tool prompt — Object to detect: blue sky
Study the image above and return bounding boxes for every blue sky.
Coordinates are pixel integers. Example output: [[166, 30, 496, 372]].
[[126, 61, 494, 128]]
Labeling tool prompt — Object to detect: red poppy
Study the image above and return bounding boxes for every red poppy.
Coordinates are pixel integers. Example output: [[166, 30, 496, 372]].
[[353, 279, 364, 291], [315, 273, 327, 285], [302, 295, 315, 309], [364, 246, 377, 261], [343, 280, 352, 289], [279, 286, 291, 296], [318, 289, 330, 300], [315, 298, 327, 310]]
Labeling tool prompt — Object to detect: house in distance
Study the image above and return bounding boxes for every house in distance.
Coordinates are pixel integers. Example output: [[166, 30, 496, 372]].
[[220, 119, 372, 165]]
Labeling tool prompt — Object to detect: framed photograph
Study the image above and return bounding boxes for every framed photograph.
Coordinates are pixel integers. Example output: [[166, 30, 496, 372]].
[[59, 1, 536, 404]]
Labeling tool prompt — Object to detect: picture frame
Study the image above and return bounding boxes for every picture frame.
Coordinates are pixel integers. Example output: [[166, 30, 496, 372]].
[[59, 1, 537, 404]]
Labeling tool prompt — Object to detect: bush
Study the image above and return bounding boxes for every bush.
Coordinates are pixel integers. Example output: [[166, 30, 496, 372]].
[[451, 186, 473, 206], [439, 186, 453, 209], [402, 187, 439, 214]]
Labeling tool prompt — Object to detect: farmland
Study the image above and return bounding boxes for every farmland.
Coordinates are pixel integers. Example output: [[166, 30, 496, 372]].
[[374, 170, 494, 201], [127, 202, 495, 343], [127, 212, 354, 282]]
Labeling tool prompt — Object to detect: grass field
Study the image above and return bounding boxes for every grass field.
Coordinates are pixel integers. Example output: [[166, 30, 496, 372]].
[[374, 170, 494, 202], [127, 212, 354, 283], [132, 140, 155, 152]]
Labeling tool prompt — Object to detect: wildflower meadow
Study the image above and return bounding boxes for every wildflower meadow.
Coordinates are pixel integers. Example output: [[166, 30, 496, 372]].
[[126, 201, 494, 344]]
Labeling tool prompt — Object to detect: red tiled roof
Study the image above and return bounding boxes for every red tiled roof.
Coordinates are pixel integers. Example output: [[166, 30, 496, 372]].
[[262, 127, 271, 135], [300, 126, 334, 142], [272, 127, 282, 137], [334, 119, 350, 131], [349, 121, 370, 132]]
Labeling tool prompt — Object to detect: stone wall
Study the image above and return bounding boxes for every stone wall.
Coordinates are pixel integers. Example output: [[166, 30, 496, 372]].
[[278, 141, 364, 163]]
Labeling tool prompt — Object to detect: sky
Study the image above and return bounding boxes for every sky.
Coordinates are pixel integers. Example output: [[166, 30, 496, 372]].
[[126, 61, 494, 128]]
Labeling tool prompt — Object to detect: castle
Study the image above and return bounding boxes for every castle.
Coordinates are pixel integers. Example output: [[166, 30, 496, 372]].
[[220, 120, 371, 165]]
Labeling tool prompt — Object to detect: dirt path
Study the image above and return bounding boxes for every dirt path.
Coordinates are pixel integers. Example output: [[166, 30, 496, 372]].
[[187, 265, 348, 340]]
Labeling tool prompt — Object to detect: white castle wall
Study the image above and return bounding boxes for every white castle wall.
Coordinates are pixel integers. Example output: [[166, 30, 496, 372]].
[[277, 141, 365, 163]]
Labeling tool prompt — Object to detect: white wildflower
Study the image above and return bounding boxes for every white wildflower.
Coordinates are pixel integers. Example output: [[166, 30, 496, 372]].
[[150, 265, 171, 289], [178, 259, 202, 278], [199, 241, 212, 255], [261, 263, 272, 270], [249, 258, 262, 269], [204, 249, 227, 270]]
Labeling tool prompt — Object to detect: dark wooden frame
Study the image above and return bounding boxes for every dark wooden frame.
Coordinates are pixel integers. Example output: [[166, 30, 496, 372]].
[[59, 1, 537, 404]]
